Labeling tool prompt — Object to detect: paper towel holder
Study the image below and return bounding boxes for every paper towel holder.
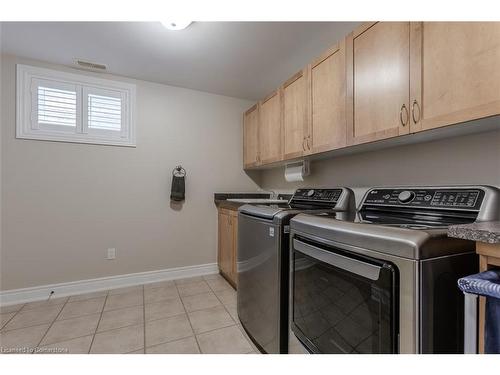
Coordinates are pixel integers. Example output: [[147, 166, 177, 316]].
[[284, 160, 310, 182]]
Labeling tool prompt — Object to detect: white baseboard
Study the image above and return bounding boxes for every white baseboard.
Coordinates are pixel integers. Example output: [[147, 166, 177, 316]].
[[0, 263, 218, 306]]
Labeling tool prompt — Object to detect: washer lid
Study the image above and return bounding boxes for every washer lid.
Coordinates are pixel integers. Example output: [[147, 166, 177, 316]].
[[238, 204, 290, 220]]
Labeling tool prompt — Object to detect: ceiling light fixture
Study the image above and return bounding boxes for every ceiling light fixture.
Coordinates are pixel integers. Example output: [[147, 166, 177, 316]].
[[160, 21, 193, 31]]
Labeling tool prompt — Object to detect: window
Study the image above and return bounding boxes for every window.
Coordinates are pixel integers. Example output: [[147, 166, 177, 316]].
[[17, 64, 136, 147], [37, 85, 77, 128], [87, 93, 121, 131]]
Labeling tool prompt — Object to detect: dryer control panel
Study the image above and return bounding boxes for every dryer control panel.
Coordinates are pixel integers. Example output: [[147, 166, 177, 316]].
[[363, 188, 485, 211]]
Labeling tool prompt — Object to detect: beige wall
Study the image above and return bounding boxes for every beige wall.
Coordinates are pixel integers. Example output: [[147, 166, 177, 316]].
[[260, 129, 500, 199], [1, 54, 258, 291]]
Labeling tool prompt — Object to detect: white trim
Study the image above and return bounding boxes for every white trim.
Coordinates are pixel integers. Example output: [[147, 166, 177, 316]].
[[16, 64, 136, 147], [0, 263, 218, 306]]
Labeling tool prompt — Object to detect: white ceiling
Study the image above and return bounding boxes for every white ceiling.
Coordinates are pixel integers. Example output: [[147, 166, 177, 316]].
[[1, 22, 360, 100]]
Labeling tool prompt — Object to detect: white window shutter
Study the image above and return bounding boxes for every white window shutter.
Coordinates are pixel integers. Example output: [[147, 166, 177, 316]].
[[120, 91, 128, 138], [30, 82, 38, 129], [37, 85, 77, 127], [87, 92, 122, 131]]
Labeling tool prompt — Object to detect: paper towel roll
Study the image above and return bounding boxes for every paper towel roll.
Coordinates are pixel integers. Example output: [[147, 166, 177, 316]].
[[285, 164, 304, 182], [285, 161, 310, 182]]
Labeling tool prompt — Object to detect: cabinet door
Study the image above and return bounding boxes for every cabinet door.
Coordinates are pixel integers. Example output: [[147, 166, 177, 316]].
[[410, 22, 500, 132], [230, 212, 238, 287], [347, 22, 410, 145], [309, 41, 347, 154], [283, 70, 309, 159], [218, 211, 233, 278], [259, 91, 282, 164], [243, 104, 260, 168]]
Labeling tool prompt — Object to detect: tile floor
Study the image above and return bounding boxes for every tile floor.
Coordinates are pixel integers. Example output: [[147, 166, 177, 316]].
[[0, 274, 260, 354]]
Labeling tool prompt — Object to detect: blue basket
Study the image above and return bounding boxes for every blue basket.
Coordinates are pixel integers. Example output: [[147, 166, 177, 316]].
[[458, 270, 500, 354]]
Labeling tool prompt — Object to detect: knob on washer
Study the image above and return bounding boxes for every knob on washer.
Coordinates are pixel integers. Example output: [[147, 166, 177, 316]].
[[398, 190, 415, 203]]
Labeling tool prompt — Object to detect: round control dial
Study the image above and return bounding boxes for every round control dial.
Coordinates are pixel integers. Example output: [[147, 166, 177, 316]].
[[306, 189, 315, 197], [398, 190, 415, 203]]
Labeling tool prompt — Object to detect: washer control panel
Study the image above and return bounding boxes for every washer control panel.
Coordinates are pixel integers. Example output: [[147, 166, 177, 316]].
[[363, 188, 484, 210], [292, 188, 343, 203]]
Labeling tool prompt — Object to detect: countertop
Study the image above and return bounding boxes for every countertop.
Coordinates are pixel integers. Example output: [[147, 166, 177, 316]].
[[448, 221, 500, 244], [214, 192, 270, 211]]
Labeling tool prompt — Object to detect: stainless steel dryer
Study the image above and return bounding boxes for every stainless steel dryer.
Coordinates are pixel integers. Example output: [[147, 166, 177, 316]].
[[290, 185, 500, 354], [237, 188, 355, 354]]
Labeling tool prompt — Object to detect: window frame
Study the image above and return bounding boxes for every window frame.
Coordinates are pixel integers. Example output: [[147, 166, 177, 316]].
[[17, 64, 136, 147]]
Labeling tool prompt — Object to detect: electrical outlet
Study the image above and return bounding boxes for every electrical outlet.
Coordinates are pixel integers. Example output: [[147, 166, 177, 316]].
[[107, 248, 116, 260]]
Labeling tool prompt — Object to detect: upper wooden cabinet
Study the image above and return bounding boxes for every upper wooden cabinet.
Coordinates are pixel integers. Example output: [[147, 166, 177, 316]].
[[259, 90, 283, 164], [308, 40, 347, 153], [243, 104, 260, 168], [283, 70, 309, 159], [410, 22, 500, 132], [243, 21, 500, 169], [347, 22, 411, 145]]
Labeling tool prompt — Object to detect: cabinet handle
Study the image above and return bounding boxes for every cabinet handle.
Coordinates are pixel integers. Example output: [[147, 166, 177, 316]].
[[307, 136, 311, 150], [400, 104, 409, 126], [302, 137, 307, 151], [411, 100, 421, 124]]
